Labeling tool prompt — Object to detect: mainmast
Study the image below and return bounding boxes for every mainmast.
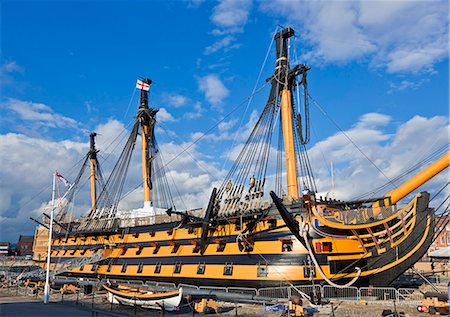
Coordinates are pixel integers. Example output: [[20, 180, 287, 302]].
[[136, 78, 158, 215], [275, 28, 299, 200], [89, 132, 98, 211]]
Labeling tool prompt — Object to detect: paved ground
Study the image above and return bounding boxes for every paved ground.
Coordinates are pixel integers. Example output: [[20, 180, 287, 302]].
[[0, 295, 96, 317], [0, 290, 429, 317]]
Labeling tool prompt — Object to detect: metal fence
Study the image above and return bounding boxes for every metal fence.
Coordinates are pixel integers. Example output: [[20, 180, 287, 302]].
[[1, 281, 426, 304]]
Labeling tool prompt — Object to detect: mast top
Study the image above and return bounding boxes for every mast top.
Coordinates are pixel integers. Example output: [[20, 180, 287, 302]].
[[89, 132, 97, 160], [138, 78, 153, 111]]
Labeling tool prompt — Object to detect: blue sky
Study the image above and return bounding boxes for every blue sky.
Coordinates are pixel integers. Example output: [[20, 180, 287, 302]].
[[0, 0, 448, 242]]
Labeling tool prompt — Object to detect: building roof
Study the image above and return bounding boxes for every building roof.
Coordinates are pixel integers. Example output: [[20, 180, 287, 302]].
[[18, 235, 34, 243]]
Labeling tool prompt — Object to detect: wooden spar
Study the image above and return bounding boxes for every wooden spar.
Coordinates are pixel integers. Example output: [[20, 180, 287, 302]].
[[386, 152, 450, 204], [274, 27, 299, 200], [280, 89, 299, 199], [89, 132, 97, 211], [374, 151, 450, 210], [137, 78, 153, 209], [141, 124, 151, 204]]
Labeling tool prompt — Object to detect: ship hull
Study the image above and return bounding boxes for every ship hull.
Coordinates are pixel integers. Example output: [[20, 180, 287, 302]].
[[39, 192, 434, 289]]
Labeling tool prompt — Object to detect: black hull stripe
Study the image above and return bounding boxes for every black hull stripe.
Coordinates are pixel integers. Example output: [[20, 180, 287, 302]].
[[51, 253, 329, 266]]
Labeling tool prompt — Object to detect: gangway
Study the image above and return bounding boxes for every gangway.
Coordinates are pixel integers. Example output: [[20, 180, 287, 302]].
[[14, 250, 105, 281]]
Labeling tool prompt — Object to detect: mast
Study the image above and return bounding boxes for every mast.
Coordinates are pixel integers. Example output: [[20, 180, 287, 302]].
[[137, 78, 157, 214], [89, 132, 98, 211], [275, 27, 299, 200]]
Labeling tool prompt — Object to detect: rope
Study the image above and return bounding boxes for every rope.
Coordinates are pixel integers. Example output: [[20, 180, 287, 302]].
[[299, 221, 361, 288]]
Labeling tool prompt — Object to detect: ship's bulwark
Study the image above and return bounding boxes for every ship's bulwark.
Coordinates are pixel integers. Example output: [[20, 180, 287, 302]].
[[38, 192, 434, 288]]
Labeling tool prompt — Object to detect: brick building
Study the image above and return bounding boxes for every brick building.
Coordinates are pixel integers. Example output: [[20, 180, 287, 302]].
[[17, 235, 34, 256]]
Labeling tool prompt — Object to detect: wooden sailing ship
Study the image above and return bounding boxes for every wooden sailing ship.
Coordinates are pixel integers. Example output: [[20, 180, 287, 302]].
[[33, 27, 449, 290]]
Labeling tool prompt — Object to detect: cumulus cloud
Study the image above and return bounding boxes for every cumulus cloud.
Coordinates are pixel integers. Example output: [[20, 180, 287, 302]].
[[211, 0, 252, 33], [204, 35, 240, 55], [164, 94, 188, 108], [156, 107, 176, 122], [197, 74, 229, 109], [1, 98, 78, 129], [184, 102, 205, 120], [308, 113, 449, 202], [260, 1, 448, 73], [0, 116, 224, 241], [206, 0, 252, 54]]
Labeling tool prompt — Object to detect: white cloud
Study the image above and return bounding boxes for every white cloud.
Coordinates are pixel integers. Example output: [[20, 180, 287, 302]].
[[156, 107, 176, 122], [260, 1, 448, 73], [197, 74, 230, 109], [164, 94, 188, 108], [1, 98, 78, 129], [388, 79, 429, 94], [204, 35, 240, 55], [184, 102, 205, 120], [1, 61, 24, 74], [211, 0, 252, 33], [218, 118, 238, 132], [308, 113, 449, 203]]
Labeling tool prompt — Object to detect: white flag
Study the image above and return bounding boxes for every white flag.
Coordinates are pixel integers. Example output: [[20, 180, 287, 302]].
[[136, 79, 150, 91]]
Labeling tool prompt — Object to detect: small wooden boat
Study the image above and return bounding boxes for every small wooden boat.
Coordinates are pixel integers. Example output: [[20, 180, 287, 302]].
[[104, 284, 183, 310]]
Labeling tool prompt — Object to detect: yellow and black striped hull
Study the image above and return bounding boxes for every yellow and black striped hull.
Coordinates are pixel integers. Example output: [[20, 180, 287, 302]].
[[40, 192, 433, 288]]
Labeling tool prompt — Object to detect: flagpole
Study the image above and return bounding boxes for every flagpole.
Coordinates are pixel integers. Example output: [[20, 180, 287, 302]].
[[44, 172, 56, 304]]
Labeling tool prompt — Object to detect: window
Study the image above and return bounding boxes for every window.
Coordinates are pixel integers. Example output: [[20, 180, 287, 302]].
[[81, 249, 87, 255], [268, 218, 277, 229], [197, 263, 206, 275], [447, 235, 450, 245], [91, 264, 97, 272], [174, 262, 182, 274], [137, 262, 144, 274], [257, 265, 268, 277], [167, 229, 173, 236], [121, 263, 127, 273], [154, 262, 161, 274], [223, 263, 233, 276], [281, 240, 293, 252], [80, 264, 84, 271], [244, 240, 254, 252], [192, 244, 201, 253], [322, 242, 333, 252], [171, 243, 180, 254], [216, 241, 226, 252], [303, 265, 316, 278], [136, 247, 143, 255], [107, 262, 113, 272], [121, 248, 128, 256], [149, 231, 155, 237], [188, 227, 195, 234], [152, 244, 160, 254], [133, 233, 139, 238], [70, 250, 76, 255]]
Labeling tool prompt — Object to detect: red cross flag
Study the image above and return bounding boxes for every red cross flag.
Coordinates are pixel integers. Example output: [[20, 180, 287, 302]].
[[55, 172, 71, 187], [136, 79, 150, 91]]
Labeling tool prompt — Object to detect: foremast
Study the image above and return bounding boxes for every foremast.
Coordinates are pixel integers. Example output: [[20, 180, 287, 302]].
[[89, 132, 98, 211]]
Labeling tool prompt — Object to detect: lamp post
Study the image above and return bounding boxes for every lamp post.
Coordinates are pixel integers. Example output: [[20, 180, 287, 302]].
[[44, 172, 56, 304]]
